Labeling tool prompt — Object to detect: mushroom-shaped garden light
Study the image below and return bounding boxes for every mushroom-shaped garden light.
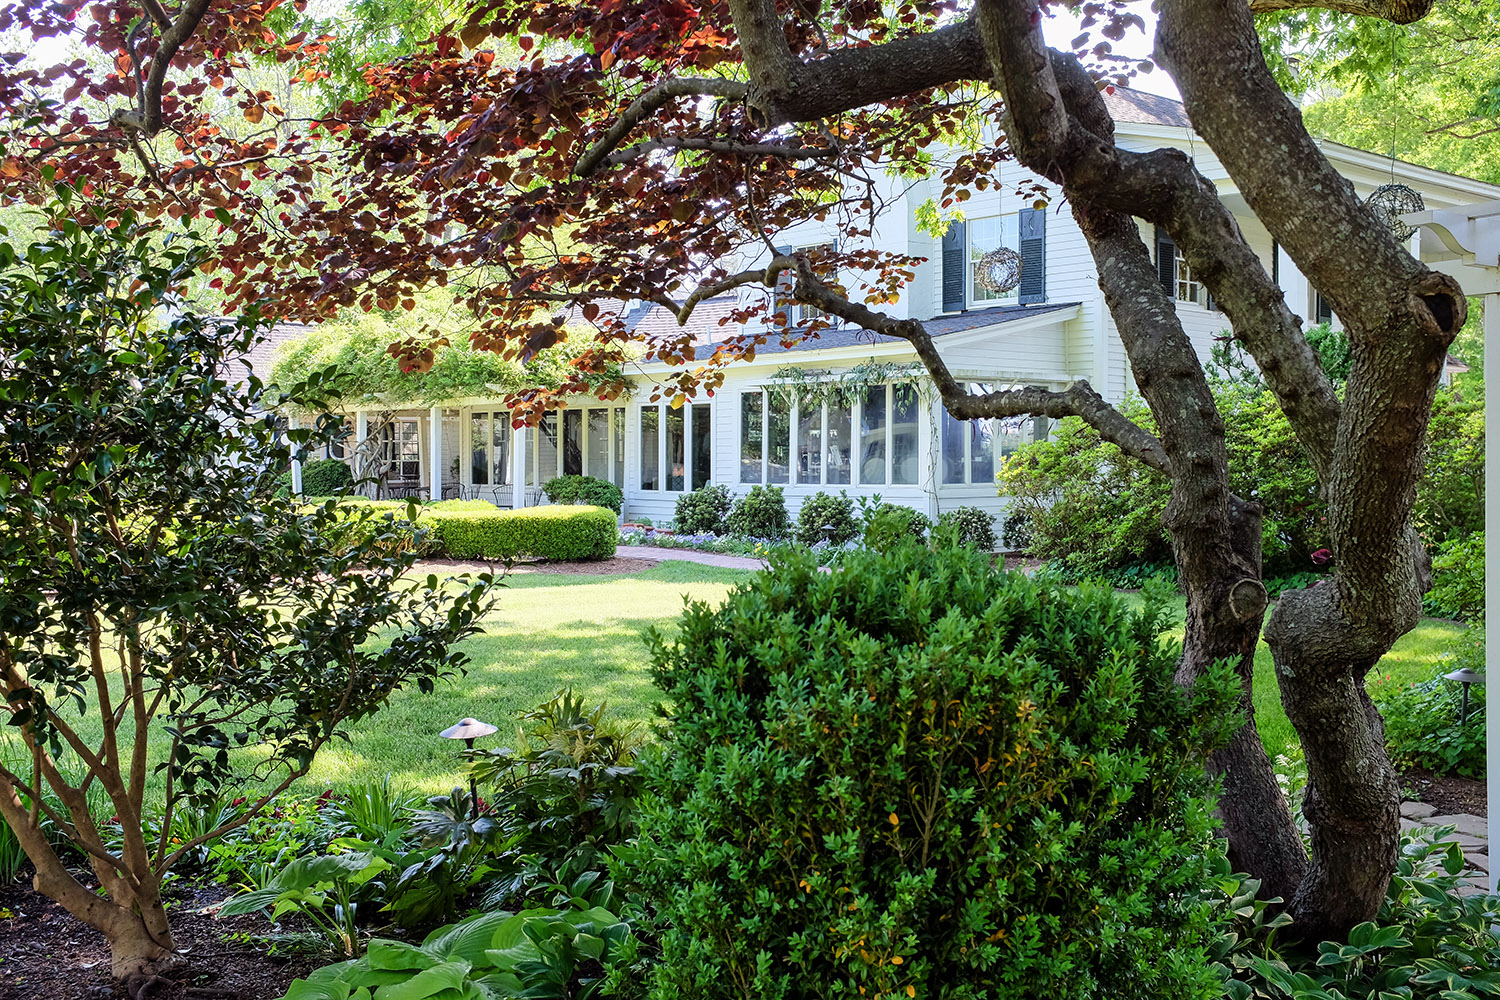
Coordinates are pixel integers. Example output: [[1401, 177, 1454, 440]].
[[1442, 667, 1484, 727], [440, 717, 497, 818]]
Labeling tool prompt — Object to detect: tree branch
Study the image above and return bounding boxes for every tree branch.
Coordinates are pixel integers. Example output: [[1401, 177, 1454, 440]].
[[603, 136, 838, 169], [109, 0, 215, 139], [574, 77, 748, 177], [1248, 0, 1433, 22]]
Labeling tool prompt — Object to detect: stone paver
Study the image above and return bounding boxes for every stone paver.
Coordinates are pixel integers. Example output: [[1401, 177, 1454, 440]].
[[616, 545, 767, 570], [1400, 801, 1438, 820], [1426, 813, 1488, 839]]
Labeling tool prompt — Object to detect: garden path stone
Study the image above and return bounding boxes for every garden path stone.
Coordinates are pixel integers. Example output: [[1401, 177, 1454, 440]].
[[1400, 800, 1438, 820], [1425, 813, 1488, 838]]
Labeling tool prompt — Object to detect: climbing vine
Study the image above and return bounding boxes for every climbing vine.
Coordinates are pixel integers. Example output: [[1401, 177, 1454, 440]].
[[762, 359, 930, 409]]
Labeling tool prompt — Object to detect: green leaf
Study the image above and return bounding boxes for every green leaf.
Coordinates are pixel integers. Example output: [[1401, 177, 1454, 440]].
[[366, 939, 441, 973], [370, 960, 472, 1000]]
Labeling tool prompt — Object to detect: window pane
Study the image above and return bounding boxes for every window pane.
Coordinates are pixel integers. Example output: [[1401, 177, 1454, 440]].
[[767, 393, 791, 484], [471, 412, 490, 486], [997, 414, 1032, 464], [941, 405, 965, 485], [891, 385, 919, 485], [969, 215, 1018, 304], [613, 409, 624, 486], [640, 407, 659, 490], [692, 403, 712, 491], [797, 395, 823, 485], [563, 410, 583, 476], [826, 396, 851, 485], [586, 408, 609, 480], [859, 385, 886, 485], [740, 392, 763, 483], [493, 416, 510, 486], [969, 383, 995, 486], [666, 406, 686, 492], [537, 413, 559, 484], [399, 419, 421, 480]]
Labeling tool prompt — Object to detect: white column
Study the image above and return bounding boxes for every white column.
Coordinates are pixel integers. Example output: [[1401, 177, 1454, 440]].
[[1485, 292, 1498, 893], [512, 424, 527, 509], [429, 406, 443, 501], [354, 411, 369, 494], [288, 415, 303, 496]]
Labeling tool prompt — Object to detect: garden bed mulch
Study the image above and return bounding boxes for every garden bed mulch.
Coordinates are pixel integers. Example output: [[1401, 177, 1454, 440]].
[[1401, 766, 1486, 817], [0, 868, 311, 1000]]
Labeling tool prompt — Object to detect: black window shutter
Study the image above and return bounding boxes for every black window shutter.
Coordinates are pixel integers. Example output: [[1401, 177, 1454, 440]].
[[941, 220, 967, 313], [1155, 226, 1177, 299], [1271, 239, 1280, 286], [772, 245, 793, 322], [1018, 208, 1046, 305], [1315, 291, 1333, 325]]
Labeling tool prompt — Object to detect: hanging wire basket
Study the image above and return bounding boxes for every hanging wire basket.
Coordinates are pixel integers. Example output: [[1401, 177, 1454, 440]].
[[1365, 183, 1426, 242], [976, 248, 1023, 294]]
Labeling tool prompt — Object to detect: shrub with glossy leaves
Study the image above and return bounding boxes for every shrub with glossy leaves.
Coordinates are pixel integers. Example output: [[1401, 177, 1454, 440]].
[[637, 545, 1241, 1000], [861, 502, 931, 552], [543, 474, 624, 515], [793, 489, 860, 546], [674, 484, 733, 535], [936, 505, 997, 550], [724, 485, 790, 540]]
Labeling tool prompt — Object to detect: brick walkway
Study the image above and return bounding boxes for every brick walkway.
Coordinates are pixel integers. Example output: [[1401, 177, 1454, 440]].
[[616, 545, 767, 571], [1399, 801, 1492, 895]]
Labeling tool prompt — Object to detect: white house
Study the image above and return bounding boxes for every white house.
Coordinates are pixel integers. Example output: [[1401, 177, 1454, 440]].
[[282, 88, 1499, 526]]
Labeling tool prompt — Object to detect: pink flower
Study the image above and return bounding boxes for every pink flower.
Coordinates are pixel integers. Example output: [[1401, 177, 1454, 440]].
[[1311, 548, 1332, 566]]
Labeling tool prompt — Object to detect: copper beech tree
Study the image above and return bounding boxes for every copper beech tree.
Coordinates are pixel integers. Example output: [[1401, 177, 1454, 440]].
[[0, 0, 1466, 940]]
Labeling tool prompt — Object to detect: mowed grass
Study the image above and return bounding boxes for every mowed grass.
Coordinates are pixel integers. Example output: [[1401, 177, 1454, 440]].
[[3, 560, 752, 802], [304, 560, 752, 794]]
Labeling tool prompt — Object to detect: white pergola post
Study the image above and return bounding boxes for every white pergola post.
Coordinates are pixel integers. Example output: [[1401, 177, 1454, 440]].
[[288, 415, 303, 496], [512, 424, 527, 509], [353, 410, 369, 493], [429, 406, 444, 501], [1404, 200, 1500, 891]]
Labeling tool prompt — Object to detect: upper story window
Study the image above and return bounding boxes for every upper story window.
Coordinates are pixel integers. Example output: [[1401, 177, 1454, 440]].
[[969, 215, 1020, 305], [740, 382, 918, 487], [1155, 226, 1218, 311], [940, 384, 1044, 486], [773, 244, 833, 327]]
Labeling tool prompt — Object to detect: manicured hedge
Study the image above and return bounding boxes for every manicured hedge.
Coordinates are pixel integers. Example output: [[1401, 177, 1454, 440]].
[[426, 503, 618, 561]]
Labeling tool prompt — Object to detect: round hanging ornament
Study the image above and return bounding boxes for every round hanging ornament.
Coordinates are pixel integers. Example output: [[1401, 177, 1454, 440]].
[[1365, 183, 1425, 241], [976, 248, 1023, 294]]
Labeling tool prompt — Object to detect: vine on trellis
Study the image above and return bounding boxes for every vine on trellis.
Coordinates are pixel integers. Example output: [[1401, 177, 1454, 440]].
[[762, 359, 930, 408]]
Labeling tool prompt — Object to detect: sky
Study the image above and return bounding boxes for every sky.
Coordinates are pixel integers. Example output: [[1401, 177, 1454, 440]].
[[1039, 2, 1181, 100]]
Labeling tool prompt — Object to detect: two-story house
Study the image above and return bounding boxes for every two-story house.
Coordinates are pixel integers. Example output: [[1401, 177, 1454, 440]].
[[279, 88, 1499, 527]]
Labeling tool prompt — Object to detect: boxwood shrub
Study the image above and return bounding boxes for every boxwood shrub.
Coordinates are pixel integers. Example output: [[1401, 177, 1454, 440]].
[[793, 489, 860, 545], [428, 503, 617, 561], [637, 544, 1240, 1000]]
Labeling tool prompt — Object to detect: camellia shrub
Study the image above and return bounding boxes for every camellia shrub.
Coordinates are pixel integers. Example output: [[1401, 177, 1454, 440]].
[[428, 504, 617, 561], [793, 489, 860, 545], [674, 484, 733, 535], [638, 544, 1241, 1000], [725, 485, 791, 540], [543, 474, 624, 515], [936, 505, 998, 550]]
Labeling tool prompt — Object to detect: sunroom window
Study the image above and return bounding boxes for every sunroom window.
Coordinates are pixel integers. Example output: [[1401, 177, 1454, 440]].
[[941, 383, 1043, 485], [741, 382, 915, 487]]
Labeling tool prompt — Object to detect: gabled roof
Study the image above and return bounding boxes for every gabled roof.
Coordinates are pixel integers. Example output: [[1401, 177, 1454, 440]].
[[1102, 86, 1193, 128], [691, 302, 1079, 361], [626, 295, 740, 341]]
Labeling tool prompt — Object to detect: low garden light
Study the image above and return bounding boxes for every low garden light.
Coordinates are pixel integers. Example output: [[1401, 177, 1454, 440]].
[[1442, 667, 1484, 726], [440, 717, 497, 818]]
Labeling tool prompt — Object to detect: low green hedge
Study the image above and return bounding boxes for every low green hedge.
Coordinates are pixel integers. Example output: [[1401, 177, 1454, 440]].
[[427, 504, 618, 561]]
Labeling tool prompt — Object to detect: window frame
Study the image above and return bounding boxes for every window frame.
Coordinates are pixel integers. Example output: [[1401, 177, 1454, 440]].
[[523, 407, 626, 487], [967, 214, 1021, 308], [467, 409, 514, 490], [640, 401, 710, 493], [741, 382, 917, 488]]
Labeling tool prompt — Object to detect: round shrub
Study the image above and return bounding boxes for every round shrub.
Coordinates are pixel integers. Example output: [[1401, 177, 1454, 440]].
[[674, 484, 733, 535], [638, 545, 1240, 1000], [793, 489, 859, 546], [301, 457, 354, 497], [543, 474, 624, 515], [724, 485, 790, 540], [936, 505, 998, 551], [861, 502, 931, 552]]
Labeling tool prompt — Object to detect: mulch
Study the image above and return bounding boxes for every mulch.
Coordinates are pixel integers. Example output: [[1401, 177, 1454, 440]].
[[1401, 766, 1487, 817], [0, 867, 312, 1000]]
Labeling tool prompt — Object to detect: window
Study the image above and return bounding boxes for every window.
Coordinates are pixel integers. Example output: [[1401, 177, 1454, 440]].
[[640, 407, 659, 490], [969, 215, 1020, 305], [641, 402, 711, 492], [526, 407, 623, 487], [858, 385, 886, 485], [384, 417, 420, 481], [1314, 289, 1334, 326], [469, 411, 513, 489], [891, 385, 918, 485], [941, 383, 1039, 486], [774, 244, 833, 327], [740, 392, 764, 483], [826, 397, 851, 485], [768, 393, 791, 483], [1175, 245, 1206, 307], [796, 393, 823, 485], [692, 403, 712, 490]]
